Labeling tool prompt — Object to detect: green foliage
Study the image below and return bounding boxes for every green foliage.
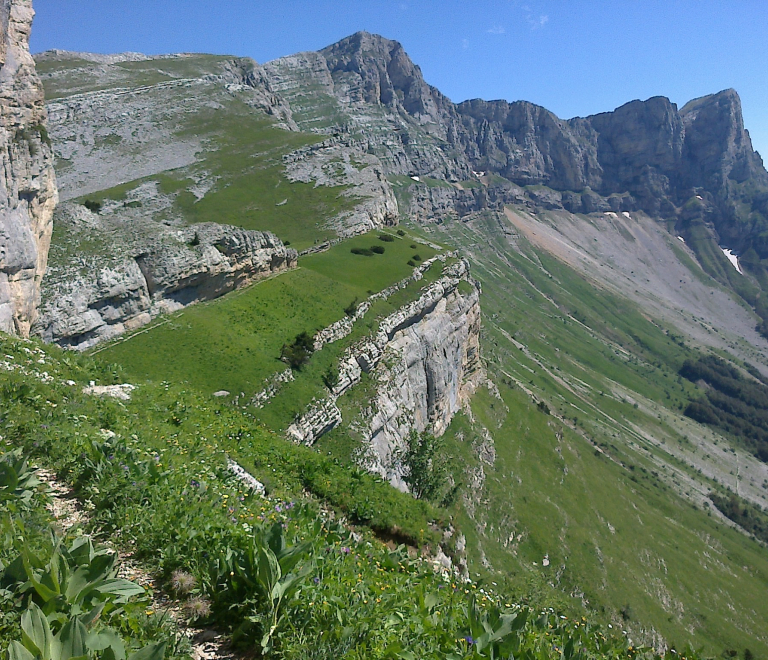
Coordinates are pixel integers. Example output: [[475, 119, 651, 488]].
[[370, 245, 385, 255], [378, 234, 395, 243], [394, 431, 450, 503], [9, 602, 165, 660], [0, 326, 706, 659], [351, 247, 374, 256], [281, 331, 315, 370], [0, 452, 41, 509], [321, 365, 339, 391], [708, 492, 768, 543], [209, 522, 314, 653], [82, 201, 101, 214], [680, 354, 768, 461]]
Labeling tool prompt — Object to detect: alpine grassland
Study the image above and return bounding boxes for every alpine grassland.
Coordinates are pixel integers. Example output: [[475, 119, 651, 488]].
[[1, 333, 660, 660], [426, 211, 768, 656], [23, 48, 768, 660], [95, 230, 441, 432]]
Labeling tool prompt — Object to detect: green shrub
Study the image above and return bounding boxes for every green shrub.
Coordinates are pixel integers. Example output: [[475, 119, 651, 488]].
[[370, 245, 385, 254], [378, 234, 395, 243], [396, 229, 406, 236], [412, 254, 422, 262], [83, 200, 102, 214], [351, 247, 374, 256], [280, 331, 315, 370]]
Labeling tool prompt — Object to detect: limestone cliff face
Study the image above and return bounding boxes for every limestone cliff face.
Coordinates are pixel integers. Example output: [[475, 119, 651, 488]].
[[267, 33, 768, 262], [0, 0, 57, 336], [286, 258, 483, 490], [35, 205, 297, 349], [364, 271, 481, 486]]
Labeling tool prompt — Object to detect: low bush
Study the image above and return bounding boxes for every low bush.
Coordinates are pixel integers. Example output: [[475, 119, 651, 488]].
[[280, 331, 315, 370], [370, 245, 385, 254], [351, 247, 374, 256], [378, 234, 395, 243]]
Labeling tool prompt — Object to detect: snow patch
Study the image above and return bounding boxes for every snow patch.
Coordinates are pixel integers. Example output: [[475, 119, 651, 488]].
[[605, 212, 618, 218], [410, 176, 420, 182], [722, 248, 743, 274], [677, 236, 686, 243], [622, 212, 631, 219]]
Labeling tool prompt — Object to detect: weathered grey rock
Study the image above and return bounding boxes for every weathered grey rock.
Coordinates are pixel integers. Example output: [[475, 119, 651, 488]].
[[265, 33, 768, 260], [286, 258, 483, 493], [0, 0, 57, 336], [34, 203, 297, 349], [283, 137, 398, 235]]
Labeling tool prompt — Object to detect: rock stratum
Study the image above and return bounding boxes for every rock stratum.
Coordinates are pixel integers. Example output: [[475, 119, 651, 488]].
[[287, 257, 482, 489], [35, 203, 297, 349], [265, 32, 768, 261], [0, 0, 57, 336]]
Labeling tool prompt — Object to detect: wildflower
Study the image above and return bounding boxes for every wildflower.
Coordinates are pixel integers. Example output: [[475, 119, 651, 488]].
[[170, 569, 197, 595], [464, 636, 475, 645], [184, 596, 212, 620]]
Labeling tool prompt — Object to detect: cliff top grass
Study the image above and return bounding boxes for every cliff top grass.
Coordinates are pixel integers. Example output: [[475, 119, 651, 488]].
[[94, 230, 440, 417], [69, 97, 356, 252]]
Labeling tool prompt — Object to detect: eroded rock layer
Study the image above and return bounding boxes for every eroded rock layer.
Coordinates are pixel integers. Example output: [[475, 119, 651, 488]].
[[287, 258, 482, 490], [0, 0, 57, 336], [35, 204, 297, 349]]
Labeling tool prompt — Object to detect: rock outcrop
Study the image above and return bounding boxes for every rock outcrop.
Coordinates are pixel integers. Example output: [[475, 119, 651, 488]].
[[0, 0, 57, 336], [35, 204, 297, 349], [286, 258, 482, 490], [265, 32, 768, 260]]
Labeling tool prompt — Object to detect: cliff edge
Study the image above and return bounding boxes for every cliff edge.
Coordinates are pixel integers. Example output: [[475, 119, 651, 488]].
[[0, 0, 56, 336]]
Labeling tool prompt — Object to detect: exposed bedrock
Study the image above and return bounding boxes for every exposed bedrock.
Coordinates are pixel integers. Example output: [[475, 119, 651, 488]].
[[0, 0, 57, 336], [34, 205, 297, 349]]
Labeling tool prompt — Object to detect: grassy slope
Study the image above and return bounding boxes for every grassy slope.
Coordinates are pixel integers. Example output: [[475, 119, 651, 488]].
[[42, 56, 359, 252], [96, 231, 439, 431], [429, 214, 768, 656], [2, 332, 656, 660]]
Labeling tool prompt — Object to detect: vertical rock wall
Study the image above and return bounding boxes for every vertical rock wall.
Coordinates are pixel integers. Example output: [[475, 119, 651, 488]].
[[0, 0, 57, 336]]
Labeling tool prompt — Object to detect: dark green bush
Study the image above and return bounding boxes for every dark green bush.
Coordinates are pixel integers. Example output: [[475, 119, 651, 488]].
[[83, 199, 102, 214], [280, 331, 315, 370], [370, 245, 385, 254], [378, 234, 395, 242]]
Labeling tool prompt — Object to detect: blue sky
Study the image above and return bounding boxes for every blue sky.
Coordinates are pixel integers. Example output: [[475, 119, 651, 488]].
[[31, 1, 768, 159]]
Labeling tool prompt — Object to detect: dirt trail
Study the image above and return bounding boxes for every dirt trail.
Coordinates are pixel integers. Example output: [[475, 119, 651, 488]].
[[35, 469, 236, 660]]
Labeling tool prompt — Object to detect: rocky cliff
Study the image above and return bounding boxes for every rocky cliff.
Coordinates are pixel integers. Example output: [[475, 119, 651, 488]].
[[286, 257, 482, 490], [265, 33, 768, 260], [35, 203, 297, 349], [0, 0, 57, 336]]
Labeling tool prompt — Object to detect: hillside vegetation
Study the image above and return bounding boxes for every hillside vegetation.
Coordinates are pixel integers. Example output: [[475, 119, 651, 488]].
[[1, 333, 659, 660]]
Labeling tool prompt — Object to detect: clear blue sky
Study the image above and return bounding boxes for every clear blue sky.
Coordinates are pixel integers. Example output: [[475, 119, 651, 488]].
[[31, 1, 768, 159]]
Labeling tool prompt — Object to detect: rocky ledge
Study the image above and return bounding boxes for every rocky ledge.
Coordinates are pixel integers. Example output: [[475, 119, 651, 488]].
[[287, 258, 482, 490], [34, 203, 297, 349]]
